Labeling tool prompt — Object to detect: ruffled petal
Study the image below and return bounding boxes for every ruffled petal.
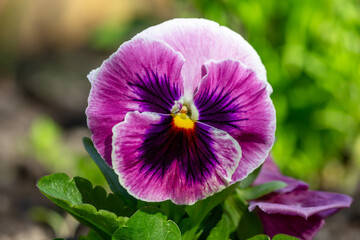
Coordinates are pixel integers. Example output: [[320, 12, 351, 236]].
[[111, 111, 241, 205], [253, 155, 309, 193], [256, 211, 325, 240], [249, 157, 352, 239], [249, 190, 352, 219], [193, 59, 276, 182], [136, 18, 269, 98], [86, 37, 185, 165]]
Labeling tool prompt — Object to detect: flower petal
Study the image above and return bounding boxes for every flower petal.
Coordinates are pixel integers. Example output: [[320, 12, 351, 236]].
[[86, 37, 185, 166], [111, 111, 241, 205], [249, 190, 352, 219], [137, 18, 269, 98], [193, 59, 276, 182], [254, 155, 309, 193], [256, 211, 325, 240]]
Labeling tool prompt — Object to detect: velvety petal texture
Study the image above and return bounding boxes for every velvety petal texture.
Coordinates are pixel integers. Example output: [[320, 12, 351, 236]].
[[87, 18, 276, 204], [87, 38, 185, 165], [137, 18, 270, 98], [249, 156, 352, 240], [194, 60, 275, 182], [256, 211, 325, 240], [112, 111, 241, 205], [249, 190, 352, 219]]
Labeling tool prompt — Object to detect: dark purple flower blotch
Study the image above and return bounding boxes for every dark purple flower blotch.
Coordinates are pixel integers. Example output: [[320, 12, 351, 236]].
[[86, 19, 276, 204], [249, 156, 352, 240]]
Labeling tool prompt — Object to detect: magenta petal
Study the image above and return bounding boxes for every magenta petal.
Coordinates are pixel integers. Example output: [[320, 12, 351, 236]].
[[249, 157, 352, 239], [111, 111, 241, 205], [137, 18, 269, 97], [249, 190, 352, 219], [257, 211, 325, 240], [254, 156, 309, 193], [193, 59, 276, 182], [86, 37, 185, 166]]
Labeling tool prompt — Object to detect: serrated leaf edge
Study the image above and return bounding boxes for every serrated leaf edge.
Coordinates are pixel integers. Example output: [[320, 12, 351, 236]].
[[37, 173, 128, 237]]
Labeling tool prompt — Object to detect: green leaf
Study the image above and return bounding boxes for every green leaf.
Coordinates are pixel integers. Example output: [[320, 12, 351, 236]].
[[181, 183, 239, 240], [202, 194, 246, 240], [37, 173, 128, 240], [272, 234, 301, 240], [246, 234, 270, 240], [74, 176, 134, 217], [237, 181, 287, 200], [240, 165, 262, 189], [222, 194, 247, 233], [82, 137, 137, 209], [112, 207, 181, 240], [197, 205, 223, 239], [236, 207, 263, 240], [186, 183, 239, 222], [206, 213, 231, 240], [159, 200, 186, 223]]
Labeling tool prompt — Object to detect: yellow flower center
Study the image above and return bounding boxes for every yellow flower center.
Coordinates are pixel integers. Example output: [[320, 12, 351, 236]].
[[173, 114, 195, 129], [173, 105, 195, 129]]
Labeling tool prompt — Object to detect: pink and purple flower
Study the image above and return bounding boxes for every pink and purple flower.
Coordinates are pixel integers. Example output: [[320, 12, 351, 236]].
[[86, 19, 276, 205], [249, 156, 352, 240]]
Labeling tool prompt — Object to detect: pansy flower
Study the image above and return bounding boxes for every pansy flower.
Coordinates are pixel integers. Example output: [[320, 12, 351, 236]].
[[86, 19, 276, 205], [249, 156, 352, 240]]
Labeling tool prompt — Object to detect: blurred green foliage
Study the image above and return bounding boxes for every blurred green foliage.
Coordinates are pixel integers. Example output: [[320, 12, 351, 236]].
[[29, 116, 106, 187], [29, 206, 78, 237], [188, 0, 360, 191]]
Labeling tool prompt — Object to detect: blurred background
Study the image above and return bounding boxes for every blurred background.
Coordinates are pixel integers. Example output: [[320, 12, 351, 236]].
[[0, 0, 359, 239]]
